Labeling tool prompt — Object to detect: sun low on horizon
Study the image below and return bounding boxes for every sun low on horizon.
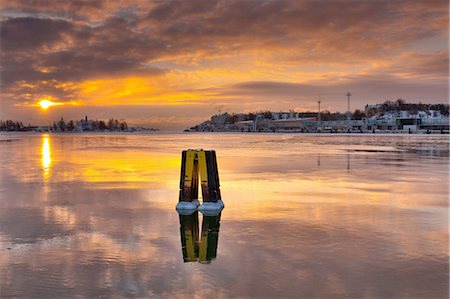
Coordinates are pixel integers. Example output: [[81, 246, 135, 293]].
[[38, 99, 59, 110], [0, 0, 448, 129]]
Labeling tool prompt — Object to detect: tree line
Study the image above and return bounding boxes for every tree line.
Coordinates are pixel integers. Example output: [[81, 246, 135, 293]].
[[52, 118, 128, 132], [0, 118, 129, 131], [0, 120, 25, 131], [366, 99, 449, 116]]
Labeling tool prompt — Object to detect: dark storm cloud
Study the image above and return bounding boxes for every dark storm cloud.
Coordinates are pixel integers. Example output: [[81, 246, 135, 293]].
[[0, 0, 106, 22], [39, 51, 164, 80], [1, 17, 72, 51], [147, 0, 220, 21], [147, 0, 447, 56], [0, 15, 166, 81]]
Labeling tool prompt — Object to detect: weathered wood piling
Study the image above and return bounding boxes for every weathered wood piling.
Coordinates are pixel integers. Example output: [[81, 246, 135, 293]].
[[179, 149, 221, 203]]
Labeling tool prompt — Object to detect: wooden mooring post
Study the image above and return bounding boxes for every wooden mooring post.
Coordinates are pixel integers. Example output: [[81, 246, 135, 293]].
[[179, 149, 221, 203]]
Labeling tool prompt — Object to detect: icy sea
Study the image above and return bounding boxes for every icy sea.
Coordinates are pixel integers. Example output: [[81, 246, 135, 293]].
[[0, 133, 448, 298]]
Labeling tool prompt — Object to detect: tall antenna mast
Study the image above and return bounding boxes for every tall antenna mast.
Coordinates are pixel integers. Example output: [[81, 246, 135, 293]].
[[317, 99, 321, 124], [317, 99, 322, 132], [346, 91, 352, 129]]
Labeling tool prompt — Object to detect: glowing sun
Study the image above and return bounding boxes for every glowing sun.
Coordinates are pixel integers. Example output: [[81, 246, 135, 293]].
[[39, 100, 57, 110]]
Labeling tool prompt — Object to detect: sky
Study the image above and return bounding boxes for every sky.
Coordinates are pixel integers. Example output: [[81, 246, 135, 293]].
[[0, 0, 448, 130]]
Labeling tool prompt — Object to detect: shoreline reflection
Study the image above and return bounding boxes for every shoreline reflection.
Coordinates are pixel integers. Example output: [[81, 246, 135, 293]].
[[179, 211, 222, 264]]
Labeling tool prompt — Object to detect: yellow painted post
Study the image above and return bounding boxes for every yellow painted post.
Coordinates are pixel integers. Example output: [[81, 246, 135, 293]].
[[197, 150, 210, 201], [180, 149, 198, 201]]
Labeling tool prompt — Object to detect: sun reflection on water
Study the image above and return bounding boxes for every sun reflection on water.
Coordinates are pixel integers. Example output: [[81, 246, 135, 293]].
[[41, 135, 51, 178]]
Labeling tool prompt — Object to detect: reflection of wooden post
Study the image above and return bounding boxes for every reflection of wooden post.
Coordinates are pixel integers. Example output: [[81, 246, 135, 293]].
[[198, 213, 221, 263], [179, 211, 221, 263], [179, 212, 199, 262], [179, 149, 221, 203]]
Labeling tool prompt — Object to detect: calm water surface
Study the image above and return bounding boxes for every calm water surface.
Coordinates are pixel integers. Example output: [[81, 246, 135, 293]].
[[0, 133, 448, 298]]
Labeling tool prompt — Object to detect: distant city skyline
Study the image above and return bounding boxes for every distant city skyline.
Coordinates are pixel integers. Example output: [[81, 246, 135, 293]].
[[1, 0, 448, 130]]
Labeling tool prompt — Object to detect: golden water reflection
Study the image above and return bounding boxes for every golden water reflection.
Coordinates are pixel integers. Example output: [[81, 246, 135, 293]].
[[41, 135, 51, 179], [33, 134, 180, 187]]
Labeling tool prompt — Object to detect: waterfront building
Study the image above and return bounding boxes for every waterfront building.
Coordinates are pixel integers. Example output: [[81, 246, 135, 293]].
[[190, 104, 449, 133]]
